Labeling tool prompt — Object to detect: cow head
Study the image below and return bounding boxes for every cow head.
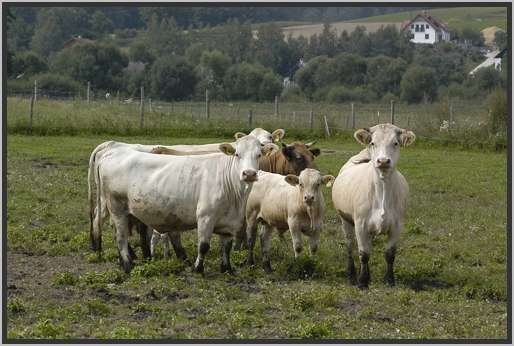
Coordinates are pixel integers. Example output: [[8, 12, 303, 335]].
[[285, 169, 335, 206], [219, 135, 263, 183], [234, 128, 285, 146], [280, 141, 320, 175], [354, 123, 415, 178]]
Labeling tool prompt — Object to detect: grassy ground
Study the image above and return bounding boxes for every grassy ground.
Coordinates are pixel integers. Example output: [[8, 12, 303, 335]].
[[5, 133, 508, 340], [350, 6, 507, 31]]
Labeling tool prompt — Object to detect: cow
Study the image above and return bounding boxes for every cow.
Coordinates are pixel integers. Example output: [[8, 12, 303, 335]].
[[87, 128, 284, 254], [244, 169, 335, 272], [332, 124, 415, 289], [93, 135, 265, 273], [150, 230, 171, 259]]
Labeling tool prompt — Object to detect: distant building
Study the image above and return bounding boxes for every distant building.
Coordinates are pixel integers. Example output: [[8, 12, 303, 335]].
[[469, 48, 507, 75], [62, 36, 94, 50], [401, 11, 450, 44]]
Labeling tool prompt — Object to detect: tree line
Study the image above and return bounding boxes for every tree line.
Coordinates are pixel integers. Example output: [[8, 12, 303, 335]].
[[7, 7, 508, 104]]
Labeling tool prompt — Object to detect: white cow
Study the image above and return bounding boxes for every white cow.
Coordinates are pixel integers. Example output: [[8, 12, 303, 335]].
[[245, 169, 335, 272], [87, 128, 284, 254], [332, 124, 415, 289], [93, 135, 264, 273]]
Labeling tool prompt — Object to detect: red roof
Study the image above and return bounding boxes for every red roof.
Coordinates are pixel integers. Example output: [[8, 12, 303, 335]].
[[401, 13, 449, 32]]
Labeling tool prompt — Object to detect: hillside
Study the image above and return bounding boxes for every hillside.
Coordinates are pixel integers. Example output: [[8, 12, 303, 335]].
[[349, 6, 507, 31]]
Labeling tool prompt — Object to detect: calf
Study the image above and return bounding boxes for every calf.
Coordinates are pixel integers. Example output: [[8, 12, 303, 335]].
[[332, 124, 415, 288], [245, 169, 335, 272]]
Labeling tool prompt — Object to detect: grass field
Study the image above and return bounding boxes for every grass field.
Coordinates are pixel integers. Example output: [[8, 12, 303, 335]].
[[349, 6, 508, 31], [6, 132, 508, 340]]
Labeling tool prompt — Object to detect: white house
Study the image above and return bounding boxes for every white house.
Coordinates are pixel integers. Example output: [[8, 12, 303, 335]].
[[401, 12, 450, 44]]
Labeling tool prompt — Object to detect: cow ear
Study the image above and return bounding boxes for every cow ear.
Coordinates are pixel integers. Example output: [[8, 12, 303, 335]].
[[309, 148, 321, 157], [219, 143, 236, 155], [262, 143, 279, 156], [354, 128, 372, 146], [305, 140, 317, 148], [272, 129, 285, 142], [322, 175, 335, 187], [234, 132, 247, 140], [285, 174, 299, 186], [400, 130, 416, 146]]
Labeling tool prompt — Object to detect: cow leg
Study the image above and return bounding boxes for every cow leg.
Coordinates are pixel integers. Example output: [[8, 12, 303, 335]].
[[355, 222, 371, 289], [341, 217, 357, 285], [92, 204, 108, 253], [308, 230, 320, 255], [234, 220, 248, 251], [168, 232, 188, 263], [112, 215, 133, 273], [193, 217, 215, 274], [137, 222, 151, 260], [289, 225, 303, 258], [246, 212, 259, 266], [384, 227, 400, 286], [219, 234, 234, 274], [260, 224, 273, 273], [150, 230, 160, 259]]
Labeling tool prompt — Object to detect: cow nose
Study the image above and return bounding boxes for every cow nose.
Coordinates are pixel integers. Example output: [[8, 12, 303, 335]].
[[377, 158, 391, 167], [242, 169, 257, 182], [304, 195, 315, 205]]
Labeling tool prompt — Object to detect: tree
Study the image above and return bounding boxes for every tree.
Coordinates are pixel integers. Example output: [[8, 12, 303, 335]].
[[494, 30, 507, 50], [252, 23, 291, 75], [149, 56, 197, 101], [318, 23, 338, 57], [459, 27, 485, 47], [331, 53, 367, 86], [366, 55, 407, 97], [294, 55, 330, 99], [348, 26, 371, 56], [400, 65, 437, 103], [89, 10, 114, 37], [223, 63, 282, 101], [11, 51, 48, 77], [369, 25, 401, 57], [128, 40, 155, 64], [474, 66, 502, 91], [51, 42, 128, 90]]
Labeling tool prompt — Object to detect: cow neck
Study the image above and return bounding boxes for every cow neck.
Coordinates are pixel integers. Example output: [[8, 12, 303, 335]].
[[222, 154, 249, 206], [370, 165, 395, 219]]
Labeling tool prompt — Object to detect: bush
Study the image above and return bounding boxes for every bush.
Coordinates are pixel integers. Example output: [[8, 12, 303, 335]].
[[7, 73, 82, 96], [280, 85, 305, 102], [487, 88, 507, 135], [474, 67, 502, 92], [326, 85, 376, 103], [149, 56, 197, 101], [11, 51, 48, 77], [224, 63, 282, 101], [400, 65, 437, 103]]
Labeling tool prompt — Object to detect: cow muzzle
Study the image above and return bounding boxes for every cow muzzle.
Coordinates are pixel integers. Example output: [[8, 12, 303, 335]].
[[303, 195, 315, 205], [376, 157, 391, 169], [242, 169, 258, 182]]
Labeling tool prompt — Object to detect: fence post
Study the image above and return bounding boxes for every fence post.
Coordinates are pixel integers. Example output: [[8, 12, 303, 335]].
[[116, 90, 120, 105], [33, 80, 38, 102], [29, 95, 34, 132], [205, 89, 210, 119], [377, 111, 380, 124], [293, 111, 296, 123], [139, 86, 144, 128], [390, 100, 395, 124], [351, 102, 355, 129], [274, 95, 279, 117], [323, 115, 331, 137], [149, 98, 152, 112], [87, 81, 90, 104], [407, 114, 411, 128], [248, 109, 253, 128], [449, 101, 453, 130], [309, 110, 314, 130]]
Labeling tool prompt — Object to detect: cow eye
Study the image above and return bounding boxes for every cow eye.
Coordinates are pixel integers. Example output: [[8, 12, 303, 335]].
[[394, 142, 399, 146], [235, 153, 239, 158], [370, 142, 375, 146], [257, 154, 262, 158], [299, 183, 304, 188]]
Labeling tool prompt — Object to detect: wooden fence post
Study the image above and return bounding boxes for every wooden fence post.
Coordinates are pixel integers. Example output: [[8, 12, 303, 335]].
[[323, 115, 331, 137], [407, 114, 411, 128], [33, 80, 38, 102], [29, 95, 34, 132], [87, 81, 90, 104], [205, 89, 210, 119], [139, 86, 144, 128], [377, 111, 380, 124], [248, 109, 253, 128], [309, 110, 314, 130], [149, 98, 152, 112], [449, 101, 453, 130], [292, 111, 296, 123], [116, 90, 120, 105], [351, 102, 355, 129], [390, 100, 395, 124], [274, 95, 279, 117]]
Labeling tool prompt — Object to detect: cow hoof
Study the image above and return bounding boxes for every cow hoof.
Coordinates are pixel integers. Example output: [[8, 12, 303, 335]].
[[193, 263, 204, 274], [220, 264, 235, 275], [357, 282, 369, 290], [384, 276, 395, 287]]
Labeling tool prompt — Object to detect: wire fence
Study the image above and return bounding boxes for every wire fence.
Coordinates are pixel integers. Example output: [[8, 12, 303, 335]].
[[6, 85, 491, 137]]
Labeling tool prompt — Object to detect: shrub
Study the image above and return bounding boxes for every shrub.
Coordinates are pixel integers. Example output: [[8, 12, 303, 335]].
[[474, 67, 502, 92], [400, 65, 437, 103], [11, 51, 48, 77], [54, 271, 79, 286], [224, 63, 282, 101], [149, 56, 197, 101], [280, 85, 305, 102]]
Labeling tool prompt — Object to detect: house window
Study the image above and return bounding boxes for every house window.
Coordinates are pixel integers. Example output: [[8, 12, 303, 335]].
[[411, 24, 414, 29], [425, 34, 429, 39], [420, 25, 425, 32], [426, 24, 429, 29], [415, 24, 419, 32]]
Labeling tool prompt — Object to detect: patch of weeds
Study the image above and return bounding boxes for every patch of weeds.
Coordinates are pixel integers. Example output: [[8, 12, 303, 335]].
[[291, 320, 331, 338], [463, 284, 506, 302], [7, 298, 26, 314], [406, 218, 425, 235], [86, 298, 111, 316], [53, 271, 79, 286], [110, 325, 141, 338], [85, 252, 105, 263], [291, 291, 315, 312], [34, 319, 65, 339], [131, 259, 185, 278], [104, 248, 120, 263], [285, 256, 323, 280], [80, 269, 126, 288]]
